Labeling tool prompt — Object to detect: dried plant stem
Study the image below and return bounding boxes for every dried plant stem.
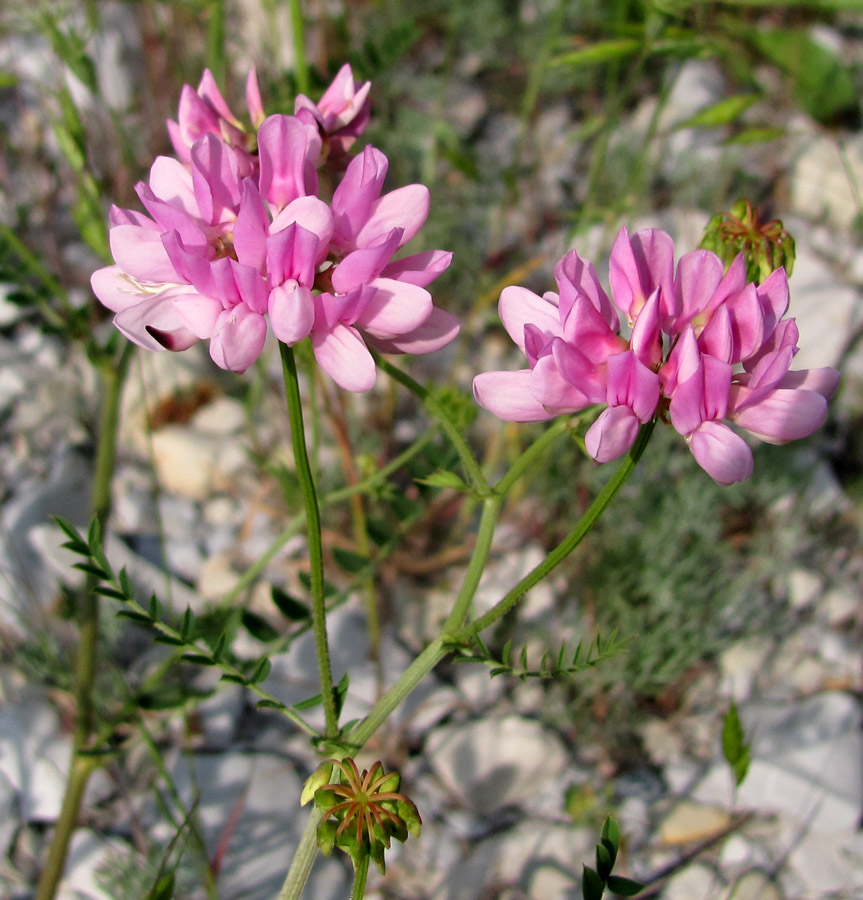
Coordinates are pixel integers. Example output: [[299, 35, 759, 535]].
[[35, 345, 133, 900]]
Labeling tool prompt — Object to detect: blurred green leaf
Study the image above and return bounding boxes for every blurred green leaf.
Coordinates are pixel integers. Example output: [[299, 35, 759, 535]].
[[675, 94, 758, 129], [722, 126, 785, 145], [271, 585, 311, 621], [722, 702, 751, 786], [748, 28, 857, 124], [241, 610, 280, 643], [551, 38, 642, 68], [606, 874, 646, 896], [332, 547, 369, 574], [582, 864, 605, 900]]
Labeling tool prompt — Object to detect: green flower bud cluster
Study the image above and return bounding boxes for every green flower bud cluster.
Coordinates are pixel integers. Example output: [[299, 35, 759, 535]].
[[700, 199, 796, 284], [303, 758, 421, 873]]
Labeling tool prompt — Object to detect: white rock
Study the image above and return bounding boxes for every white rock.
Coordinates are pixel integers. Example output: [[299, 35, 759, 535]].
[[433, 821, 595, 900], [57, 829, 127, 900], [786, 242, 862, 371], [785, 827, 863, 898], [719, 638, 772, 702], [790, 129, 863, 230], [150, 426, 221, 500], [425, 715, 568, 815], [718, 870, 782, 900], [821, 584, 859, 627], [662, 863, 721, 900], [192, 396, 247, 436], [0, 685, 69, 821], [787, 568, 824, 611]]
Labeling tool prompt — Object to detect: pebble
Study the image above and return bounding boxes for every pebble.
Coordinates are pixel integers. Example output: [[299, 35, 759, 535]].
[[659, 801, 732, 845]]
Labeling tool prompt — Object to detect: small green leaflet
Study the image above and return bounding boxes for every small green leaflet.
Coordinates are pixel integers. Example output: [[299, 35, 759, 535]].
[[721, 702, 751, 786]]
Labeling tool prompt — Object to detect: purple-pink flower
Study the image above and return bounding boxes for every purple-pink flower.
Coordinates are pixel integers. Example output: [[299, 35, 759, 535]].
[[92, 68, 458, 389], [473, 226, 839, 484]]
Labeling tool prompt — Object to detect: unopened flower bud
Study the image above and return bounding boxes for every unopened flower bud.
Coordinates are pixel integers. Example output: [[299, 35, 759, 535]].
[[700, 199, 795, 284]]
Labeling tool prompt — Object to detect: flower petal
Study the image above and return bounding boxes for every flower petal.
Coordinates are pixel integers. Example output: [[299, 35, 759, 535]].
[[209, 306, 268, 372], [355, 278, 433, 339], [269, 281, 314, 345], [585, 405, 640, 463], [498, 285, 562, 353], [730, 387, 827, 444], [311, 323, 376, 391], [355, 184, 430, 249], [473, 370, 556, 422], [687, 420, 753, 485], [366, 307, 459, 355]]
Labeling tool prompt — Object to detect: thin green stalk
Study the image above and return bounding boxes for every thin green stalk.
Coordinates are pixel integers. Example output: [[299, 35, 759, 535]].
[[345, 637, 448, 749], [277, 808, 323, 900], [350, 854, 370, 900], [441, 496, 502, 633], [35, 344, 133, 900], [289, 0, 309, 95], [205, 0, 227, 87], [374, 354, 489, 495], [458, 420, 655, 638], [280, 343, 338, 738]]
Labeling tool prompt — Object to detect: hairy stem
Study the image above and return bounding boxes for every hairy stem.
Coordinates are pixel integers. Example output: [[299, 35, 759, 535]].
[[350, 853, 370, 900], [276, 807, 323, 900]]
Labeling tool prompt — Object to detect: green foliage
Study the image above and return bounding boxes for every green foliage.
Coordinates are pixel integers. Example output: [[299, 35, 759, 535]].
[[581, 816, 645, 900], [53, 516, 315, 730], [747, 28, 858, 125], [453, 630, 628, 680], [721, 702, 751, 786]]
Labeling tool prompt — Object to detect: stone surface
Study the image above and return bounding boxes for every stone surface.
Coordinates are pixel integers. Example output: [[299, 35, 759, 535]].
[[425, 715, 568, 816]]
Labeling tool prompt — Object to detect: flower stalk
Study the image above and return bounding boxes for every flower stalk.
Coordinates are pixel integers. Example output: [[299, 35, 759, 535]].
[[280, 342, 339, 738]]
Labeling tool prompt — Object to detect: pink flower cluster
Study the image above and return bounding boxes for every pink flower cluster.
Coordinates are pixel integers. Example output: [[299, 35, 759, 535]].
[[473, 227, 839, 484], [92, 66, 457, 390]]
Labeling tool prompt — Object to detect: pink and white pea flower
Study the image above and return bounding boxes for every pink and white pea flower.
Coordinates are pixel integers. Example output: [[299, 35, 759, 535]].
[[167, 68, 263, 175], [295, 64, 371, 160], [474, 224, 840, 485]]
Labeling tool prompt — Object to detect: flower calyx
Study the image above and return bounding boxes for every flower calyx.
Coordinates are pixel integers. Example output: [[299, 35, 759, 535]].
[[700, 198, 796, 284], [310, 757, 421, 873]]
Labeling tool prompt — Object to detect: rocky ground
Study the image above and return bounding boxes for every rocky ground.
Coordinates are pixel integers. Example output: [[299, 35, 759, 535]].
[[1, 5, 863, 900]]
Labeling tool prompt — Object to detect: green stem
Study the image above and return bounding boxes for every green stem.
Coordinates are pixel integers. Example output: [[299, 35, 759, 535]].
[[289, 0, 309, 95], [441, 496, 501, 633], [458, 420, 655, 638], [277, 807, 323, 900], [280, 343, 338, 738], [205, 0, 227, 87], [35, 344, 133, 900], [374, 354, 489, 495], [350, 854, 370, 900]]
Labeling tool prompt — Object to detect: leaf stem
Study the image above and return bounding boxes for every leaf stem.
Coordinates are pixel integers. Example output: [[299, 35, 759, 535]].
[[280, 343, 338, 738]]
